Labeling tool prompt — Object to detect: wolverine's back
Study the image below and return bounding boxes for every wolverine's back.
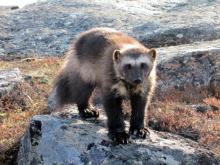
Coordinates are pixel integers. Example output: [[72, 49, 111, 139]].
[[74, 28, 120, 61], [73, 27, 143, 63]]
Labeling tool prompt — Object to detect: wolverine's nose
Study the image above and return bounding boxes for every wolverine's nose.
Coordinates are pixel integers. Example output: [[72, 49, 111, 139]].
[[133, 78, 142, 84]]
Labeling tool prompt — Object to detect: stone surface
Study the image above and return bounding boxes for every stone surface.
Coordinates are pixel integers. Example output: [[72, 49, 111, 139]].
[[189, 104, 211, 113], [18, 107, 220, 165], [0, 68, 22, 97], [156, 39, 220, 100], [0, 0, 220, 57]]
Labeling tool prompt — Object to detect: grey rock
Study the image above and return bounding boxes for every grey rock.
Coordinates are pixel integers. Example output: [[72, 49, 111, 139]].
[[156, 39, 220, 100], [189, 104, 219, 113], [191, 104, 211, 113], [18, 107, 220, 165], [0, 68, 22, 97], [0, 0, 220, 57]]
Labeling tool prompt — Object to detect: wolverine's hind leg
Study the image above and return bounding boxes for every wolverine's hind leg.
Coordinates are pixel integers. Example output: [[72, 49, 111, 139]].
[[55, 71, 99, 119]]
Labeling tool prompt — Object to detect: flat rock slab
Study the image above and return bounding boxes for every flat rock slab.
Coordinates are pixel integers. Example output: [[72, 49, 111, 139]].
[[0, 68, 22, 97], [1, 0, 220, 57], [18, 107, 220, 165]]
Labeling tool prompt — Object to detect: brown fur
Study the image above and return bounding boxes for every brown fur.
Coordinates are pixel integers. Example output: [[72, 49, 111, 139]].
[[54, 27, 157, 143], [56, 27, 155, 93]]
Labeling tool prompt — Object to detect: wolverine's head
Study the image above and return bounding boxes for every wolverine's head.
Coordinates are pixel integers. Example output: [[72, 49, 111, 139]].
[[113, 47, 156, 85]]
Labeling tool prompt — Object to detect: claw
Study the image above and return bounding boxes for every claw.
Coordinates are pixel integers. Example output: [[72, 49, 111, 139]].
[[109, 131, 129, 144], [79, 108, 99, 119], [129, 127, 150, 139]]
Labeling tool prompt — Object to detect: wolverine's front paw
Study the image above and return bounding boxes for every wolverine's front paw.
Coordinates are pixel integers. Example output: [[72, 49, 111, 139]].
[[79, 108, 99, 119], [129, 127, 150, 139], [109, 131, 130, 144]]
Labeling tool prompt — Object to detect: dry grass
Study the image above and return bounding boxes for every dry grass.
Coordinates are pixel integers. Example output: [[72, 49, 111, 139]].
[[148, 98, 220, 156], [0, 57, 63, 164], [155, 85, 210, 103], [0, 57, 219, 164]]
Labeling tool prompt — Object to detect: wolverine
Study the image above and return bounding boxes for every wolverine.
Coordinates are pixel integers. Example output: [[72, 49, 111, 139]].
[[54, 27, 157, 144]]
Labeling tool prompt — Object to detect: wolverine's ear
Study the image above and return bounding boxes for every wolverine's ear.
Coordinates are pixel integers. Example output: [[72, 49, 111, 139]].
[[113, 49, 121, 62], [148, 48, 156, 61]]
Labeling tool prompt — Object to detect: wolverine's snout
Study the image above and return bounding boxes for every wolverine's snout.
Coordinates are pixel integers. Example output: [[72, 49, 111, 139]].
[[133, 78, 142, 84]]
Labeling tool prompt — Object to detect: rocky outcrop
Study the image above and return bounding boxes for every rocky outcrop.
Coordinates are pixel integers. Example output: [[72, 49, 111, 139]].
[[0, 68, 30, 111], [17, 107, 220, 165], [0, 0, 220, 57], [156, 39, 220, 101], [0, 68, 22, 97]]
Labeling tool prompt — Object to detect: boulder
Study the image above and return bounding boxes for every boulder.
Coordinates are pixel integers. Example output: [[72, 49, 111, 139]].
[[0, 68, 30, 111], [17, 107, 220, 165], [189, 104, 219, 113], [0, 68, 22, 97], [156, 39, 220, 101], [0, 0, 220, 57]]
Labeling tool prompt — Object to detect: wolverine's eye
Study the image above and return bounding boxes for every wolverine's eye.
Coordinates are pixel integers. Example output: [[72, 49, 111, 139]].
[[140, 63, 148, 69], [125, 64, 132, 70]]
